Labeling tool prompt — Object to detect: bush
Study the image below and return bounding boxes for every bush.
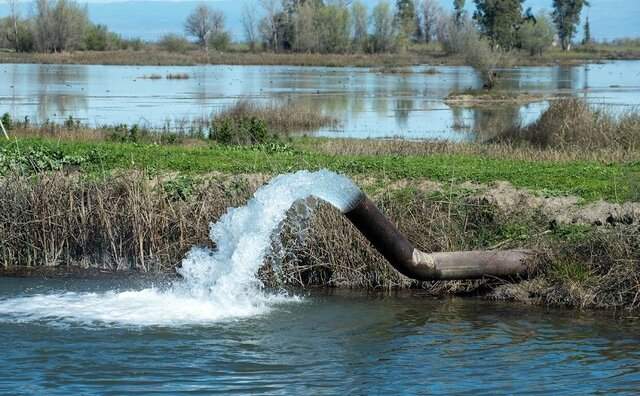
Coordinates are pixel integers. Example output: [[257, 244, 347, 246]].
[[83, 24, 124, 51], [208, 31, 230, 51], [210, 117, 269, 145], [1, 113, 13, 130], [158, 34, 191, 53]]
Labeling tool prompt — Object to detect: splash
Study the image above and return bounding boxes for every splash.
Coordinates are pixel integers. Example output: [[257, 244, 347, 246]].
[[0, 170, 362, 327]]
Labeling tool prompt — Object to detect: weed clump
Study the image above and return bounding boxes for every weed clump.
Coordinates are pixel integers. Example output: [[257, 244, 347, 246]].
[[497, 98, 640, 150], [210, 116, 270, 145]]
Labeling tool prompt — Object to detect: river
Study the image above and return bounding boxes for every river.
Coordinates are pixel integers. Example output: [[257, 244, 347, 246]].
[[1, 277, 639, 395]]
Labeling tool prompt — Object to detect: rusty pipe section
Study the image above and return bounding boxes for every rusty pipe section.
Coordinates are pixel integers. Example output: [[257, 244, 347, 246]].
[[343, 193, 532, 281]]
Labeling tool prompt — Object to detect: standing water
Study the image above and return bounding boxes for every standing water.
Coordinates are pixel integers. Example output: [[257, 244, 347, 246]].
[[0, 170, 362, 326]]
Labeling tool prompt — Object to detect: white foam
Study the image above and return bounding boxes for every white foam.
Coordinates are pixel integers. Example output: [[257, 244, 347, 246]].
[[0, 170, 362, 327]]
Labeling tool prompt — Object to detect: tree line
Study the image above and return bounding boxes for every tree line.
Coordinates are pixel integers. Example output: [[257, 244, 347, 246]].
[[236, 0, 590, 54], [1, 0, 590, 55]]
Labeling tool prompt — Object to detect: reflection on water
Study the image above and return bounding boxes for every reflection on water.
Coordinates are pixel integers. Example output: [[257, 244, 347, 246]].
[[1, 61, 639, 141], [0, 278, 639, 395]]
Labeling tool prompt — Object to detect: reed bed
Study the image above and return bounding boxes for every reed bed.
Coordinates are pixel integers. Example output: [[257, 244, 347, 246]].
[[496, 98, 640, 151], [1, 171, 638, 310]]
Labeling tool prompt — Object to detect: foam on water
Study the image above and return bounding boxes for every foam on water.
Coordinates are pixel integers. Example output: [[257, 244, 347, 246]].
[[0, 170, 362, 327]]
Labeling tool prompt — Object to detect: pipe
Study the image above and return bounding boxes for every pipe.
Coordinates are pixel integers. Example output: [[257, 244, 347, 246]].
[[343, 193, 534, 281]]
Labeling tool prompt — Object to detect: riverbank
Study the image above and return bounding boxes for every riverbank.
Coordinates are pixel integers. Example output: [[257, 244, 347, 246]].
[[0, 132, 638, 310], [1, 44, 639, 67]]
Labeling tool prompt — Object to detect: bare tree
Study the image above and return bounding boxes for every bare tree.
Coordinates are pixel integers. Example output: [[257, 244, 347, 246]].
[[351, 0, 368, 52], [185, 4, 211, 49], [5, 0, 19, 51], [421, 0, 442, 43], [35, 0, 88, 52], [241, 2, 259, 51], [258, 0, 281, 51]]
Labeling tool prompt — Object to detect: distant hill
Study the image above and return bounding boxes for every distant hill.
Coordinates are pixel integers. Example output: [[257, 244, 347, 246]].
[[1, 0, 638, 42]]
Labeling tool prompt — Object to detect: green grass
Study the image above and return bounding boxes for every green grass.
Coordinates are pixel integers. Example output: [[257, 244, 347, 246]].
[[1, 137, 637, 202]]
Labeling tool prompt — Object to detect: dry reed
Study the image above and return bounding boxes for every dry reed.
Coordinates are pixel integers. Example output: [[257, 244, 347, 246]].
[[212, 100, 337, 133], [1, 171, 638, 310]]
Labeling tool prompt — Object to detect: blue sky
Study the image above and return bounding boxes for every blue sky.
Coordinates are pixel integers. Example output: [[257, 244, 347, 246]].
[[1, 0, 639, 41]]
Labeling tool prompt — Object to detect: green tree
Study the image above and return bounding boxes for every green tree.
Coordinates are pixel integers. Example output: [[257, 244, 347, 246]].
[[552, 0, 589, 51], [582, 16, 591, 45], [371, 0, 396, 52], [395, 0, 416, 48], [473, 0, 525, 50], [518, 12, 555, 56]]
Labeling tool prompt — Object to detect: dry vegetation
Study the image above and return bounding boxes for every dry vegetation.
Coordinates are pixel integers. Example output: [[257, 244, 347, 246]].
[[0, 171, 638, 310], [496, 98, 640, 151], [211, 100, 337, 133]]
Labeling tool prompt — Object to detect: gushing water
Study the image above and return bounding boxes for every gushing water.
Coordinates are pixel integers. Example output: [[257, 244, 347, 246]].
[[0, 170, 362, 326]]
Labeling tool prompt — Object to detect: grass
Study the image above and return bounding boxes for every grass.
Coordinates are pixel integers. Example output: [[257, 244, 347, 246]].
[[0, 42, 638, 67], [0, 137, 636, 203]]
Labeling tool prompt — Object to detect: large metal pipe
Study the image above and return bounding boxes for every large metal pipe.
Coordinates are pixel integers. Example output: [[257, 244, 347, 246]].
[[343, 193, 533, 281]]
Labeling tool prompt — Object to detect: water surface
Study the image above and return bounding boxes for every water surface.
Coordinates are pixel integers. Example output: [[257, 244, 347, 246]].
[[1, 61, 639, 141], [1, 277, 639, 395]]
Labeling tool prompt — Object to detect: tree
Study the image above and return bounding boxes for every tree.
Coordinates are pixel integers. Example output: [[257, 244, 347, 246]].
[[293, 2, 317, 52], [185, 4, 208, 49], [184, 4, 225, 50], [5, 0, 18, 51], [473, 0, 525, 50], [421, 0, 443, 43], [316, 3, 351, 53], [582, 16, 591, 45], [371, 0, 396, 52], [552, 0, 589, 51], [453, 0, 465, 25], [518, 12, 555, 56], [241, 2, 259, 51], [395, 0, 416, 48], [258, 0, 282, 51], [34, 0, 89, 52], [351, 0, 368, 51]]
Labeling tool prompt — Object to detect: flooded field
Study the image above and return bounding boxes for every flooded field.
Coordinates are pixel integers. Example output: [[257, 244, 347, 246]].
[[1, 60, 639, 141]]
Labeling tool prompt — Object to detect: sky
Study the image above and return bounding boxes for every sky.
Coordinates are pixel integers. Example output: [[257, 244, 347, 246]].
[[1, 0, 639, 42]]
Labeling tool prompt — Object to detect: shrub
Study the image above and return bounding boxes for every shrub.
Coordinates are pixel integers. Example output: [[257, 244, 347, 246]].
[[158, 34, 191, 53], [1, 113, 13, 130], [208, 31, 230, 51], [210, 116, 269, 145]]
